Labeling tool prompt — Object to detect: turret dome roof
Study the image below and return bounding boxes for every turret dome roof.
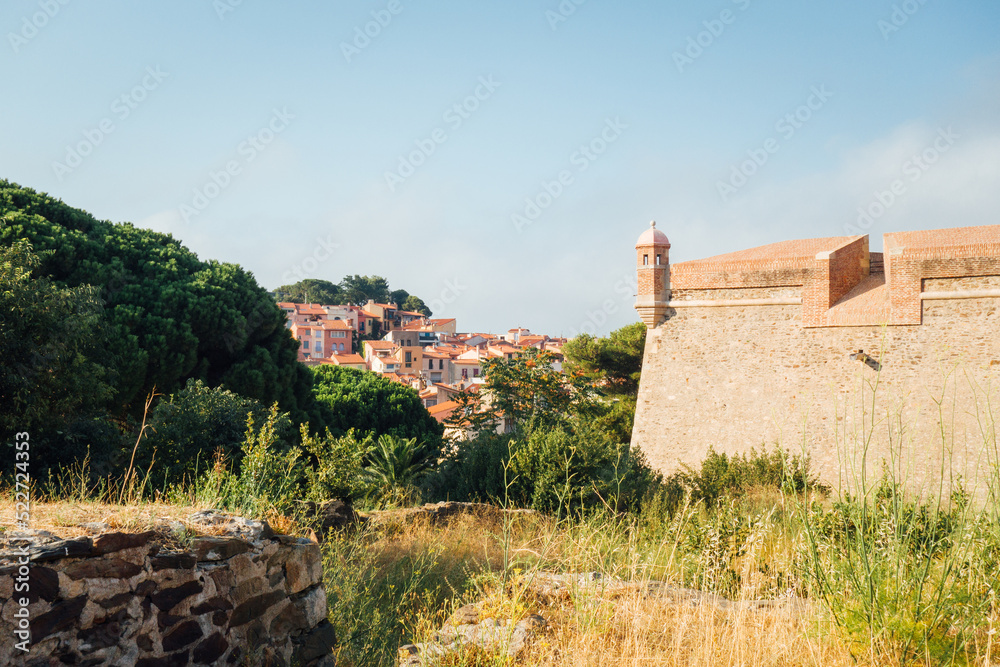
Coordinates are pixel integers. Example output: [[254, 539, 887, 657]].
[[636, 221, 670, 248]]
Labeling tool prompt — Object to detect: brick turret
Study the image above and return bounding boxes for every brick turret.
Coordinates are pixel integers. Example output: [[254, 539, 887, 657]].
[[634, 220, 670, 328]]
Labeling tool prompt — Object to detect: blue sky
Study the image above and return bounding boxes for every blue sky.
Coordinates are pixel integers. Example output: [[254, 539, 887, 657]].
[[3, 0, 999, 336]]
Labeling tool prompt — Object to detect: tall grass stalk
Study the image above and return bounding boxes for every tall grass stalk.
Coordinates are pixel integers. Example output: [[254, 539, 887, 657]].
[[800, 354, 1000, 665]]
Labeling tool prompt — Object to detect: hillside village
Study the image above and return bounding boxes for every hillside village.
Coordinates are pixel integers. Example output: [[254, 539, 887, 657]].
[[277, 299, 567, 425]]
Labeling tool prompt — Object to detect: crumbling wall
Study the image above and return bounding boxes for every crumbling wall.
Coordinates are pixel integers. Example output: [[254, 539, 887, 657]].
[[0, 512, 335, 666]]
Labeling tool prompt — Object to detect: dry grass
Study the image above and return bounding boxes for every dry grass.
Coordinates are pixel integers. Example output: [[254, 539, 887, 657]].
[[2, 493, 990, 666], [0, 496, 262, 539], [323, 507, 872, 667], [523, 595, 854, 667]]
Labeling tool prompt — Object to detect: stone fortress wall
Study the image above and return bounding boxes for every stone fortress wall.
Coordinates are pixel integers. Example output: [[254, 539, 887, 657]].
[[0, 512, 335, 667], [631, 223, 1000, 493]]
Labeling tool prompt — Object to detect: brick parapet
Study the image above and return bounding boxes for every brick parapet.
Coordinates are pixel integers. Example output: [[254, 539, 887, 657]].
[[802, 236, 868, 327], [659, 228, 1000, 327]]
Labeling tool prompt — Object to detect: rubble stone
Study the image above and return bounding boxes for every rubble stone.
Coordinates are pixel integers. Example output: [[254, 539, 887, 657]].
[[0, 515, 333, 666]]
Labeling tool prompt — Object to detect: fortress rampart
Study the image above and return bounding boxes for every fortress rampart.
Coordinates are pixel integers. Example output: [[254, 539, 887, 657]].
[[632, 223, 1000, 493]]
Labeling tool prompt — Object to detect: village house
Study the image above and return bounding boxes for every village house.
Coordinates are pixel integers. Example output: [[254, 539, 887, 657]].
[[421, 348, 452, 384], [327, 353, 367, 370]]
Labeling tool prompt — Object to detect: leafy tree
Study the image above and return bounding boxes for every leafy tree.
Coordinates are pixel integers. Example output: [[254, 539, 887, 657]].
[[0, 240, 118, 469], [0, 181, 322, 429], [389, 289, 409, 307], [311, 365, 443, 453], [275, 279, 343, 305], [562, 322, 647, 442], [401, 295, 432, 316], [476, 348, 598, 428], [563, 322, 646, 397], [433, 344, 659, 512], [339, 274, 390, 306]]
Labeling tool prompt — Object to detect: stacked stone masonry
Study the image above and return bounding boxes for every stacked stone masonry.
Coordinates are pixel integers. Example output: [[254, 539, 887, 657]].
[[0, 513, 335, 667], [633, 224, 1000, 492]]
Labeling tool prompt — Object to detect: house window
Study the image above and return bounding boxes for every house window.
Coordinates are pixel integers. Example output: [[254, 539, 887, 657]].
[[428, 359, 433, 370], [643, 254, 648, 265], [462, 369, 468, 380], [438, 360, 443, 370], [303, 341, 309, 350], [405, 351, 411, 363], [473, 369, 480, 377], [656, 254, 661, 265]]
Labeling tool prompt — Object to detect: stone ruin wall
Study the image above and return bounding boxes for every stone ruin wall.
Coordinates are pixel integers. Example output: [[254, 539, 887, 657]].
[[0, 514, 335, 667], [633, 249, 1000, 495]]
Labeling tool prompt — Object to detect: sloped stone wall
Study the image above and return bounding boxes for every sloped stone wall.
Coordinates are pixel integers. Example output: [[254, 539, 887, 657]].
[[632, 295, 1000, 493], [0, 513, 335, 666]]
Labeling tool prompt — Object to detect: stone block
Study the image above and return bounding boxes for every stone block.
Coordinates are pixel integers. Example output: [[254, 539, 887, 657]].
[[193, 537, 251, 562], [29, 537, 92, 562], [294, 586, 328, 628], [193, 632, 229, 664], [269, 599, 306, 636], [151, 580, 204, 612], [64, 558, 143, 580], [293, 621, 337, 665], [28, 566, 60, 602], [151, 553, 196, 571], [30, 595, 87, 641], [284, 545, 322, 594], [162, 619, 204, 652], [190, 596, 233, 615], [92, 531, 156, 556], [229, 590, 287, 627]]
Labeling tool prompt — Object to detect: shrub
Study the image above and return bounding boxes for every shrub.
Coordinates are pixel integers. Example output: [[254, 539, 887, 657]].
[[137, 379, 277, 489], [300, 426, 372, 503], [194, 404, 302, 518], [361, 435, 434, 507], [428, 418, 658, 514], [508, 417, 660, 514], [424, 432, 516, 504], [800, 471, 995, 664], [659, 445, 827, 516]]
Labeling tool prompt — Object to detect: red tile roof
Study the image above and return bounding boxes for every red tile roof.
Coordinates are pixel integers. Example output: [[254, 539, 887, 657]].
[[318, 320, 353, 330], [428, 400, 460, 422], [885, 225, 1000, 257], [332, 353, 367, 365], [679, 236, 862, 267]]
